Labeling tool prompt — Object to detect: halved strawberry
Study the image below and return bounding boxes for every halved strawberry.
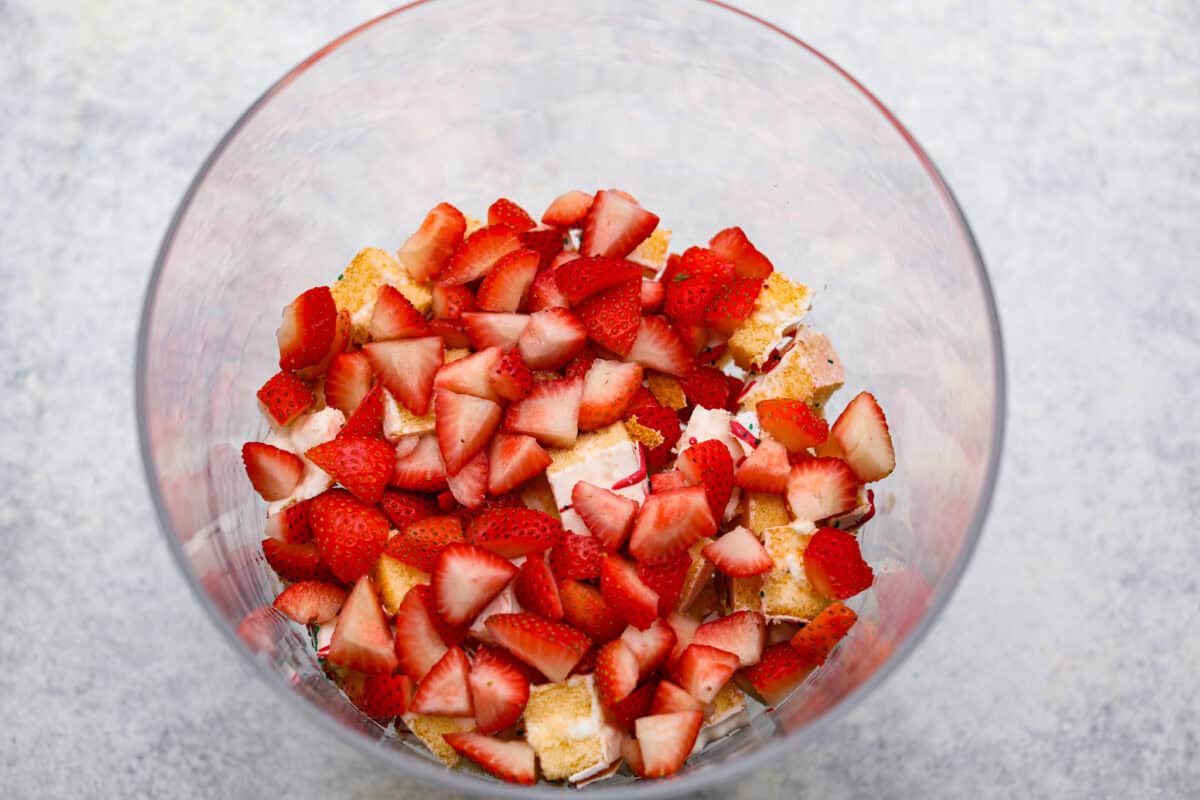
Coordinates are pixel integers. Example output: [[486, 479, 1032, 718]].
[[518, 226, 564, 271], [803, 527, 874, 599], [673, 319, 708, 357], [461, 311, 531, 350], [468, 508, 561, 558], [758, 398, 829, 452], [431, 543, 517, 626], [557, 578, 625, 643], [468, 645, 531, 734], [517, 308, 587, 370], [428, 318, 471, 348], [399, 202, 466, 283], [692, 610, 766, 668], [489, 348, 534, 402], [664, 612, 698, 668], [742, 642, 817, 705], [708, 226, 773, 280], [363, 337, 443, 416], [791, 601, 857, 664], [296, 308, 351, 381], [323, 351, 373, 417], [327, 576, 398, 674], [674, 643, 739, 703], [734, 436, 789, 493], [677, 439, 735, 518], [635, 711, 703, 777], [679, 365, 734, 411], [786, 457, 859, 521], [830, 391, 895, 482], [625, 316, 692, 376], [541, 190, 593, 228], [549, 534, 604, 582], [640, 278, 665, 313], [577, 359, 642, 433], [338, 384, 385, 440], [607, 680, 657, 733], [628, 486, 716, 564], [277, 286, 338, 370], [384, 515, 464, 573], [663, 248, 734, 324], [411, 646, 473, 716], [648, 469, 688, 494], [433, 389, 502, 474], [305, 437, 393, 504], [572, 481, 638, 552], [261, 539, 336, 583], [527, 265, 570, 311], [649, 679, 703, 714], [514, 556, 564, 620], [577, 279, 641, 357], [445, 449, 488, 508], [438, 224, 522, 286], [392, 585, 449, 680], [242, 442, 303, 501], [357, 673, 413, 719], [257, 371, 314, 427], [484, 613, 591, 682], [431, 283, 477, 321], [621, 618, 677, 678], [264, 500, 312, 544], [581, 190, 659, 258], [595, 638, 639, 706], [476, 249, 539, 312], [702, 526, 773, 578], [553, 255, 643, 305], [637, 550, 690, 616], [487, 197, 536, 232], [271, 580, 347, 624], [369, 284, 431, 340], [600, 554, 660, 630], [502, 376, 582, 448], [390, 434, 448, 492], [487, 433, 551, 495], [704, 277, 764, 336], [443, 733, 536, 786], [434, 346, 502, 402], [309, 489, 389, 583]]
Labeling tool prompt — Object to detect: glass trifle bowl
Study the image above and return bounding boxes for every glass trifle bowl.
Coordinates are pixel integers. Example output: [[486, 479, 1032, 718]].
[[136, 0, 1005, 796]]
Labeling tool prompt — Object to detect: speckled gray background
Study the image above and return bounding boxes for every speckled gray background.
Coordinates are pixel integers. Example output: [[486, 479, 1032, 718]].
[[2, 0, 1198, 797]]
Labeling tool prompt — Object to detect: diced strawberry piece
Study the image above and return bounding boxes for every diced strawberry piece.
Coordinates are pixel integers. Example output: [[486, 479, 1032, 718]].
[[629, 486, 717, 564], [600, 554, 660, 630], [743, 642, 817, 705], [431, 283, 477, 320], [517, 308, 587, 370], [358, 673, 413, 719], [677, 439, 735, 518], [758, 398, 829, 452], [549, 534, 604, 582], [392, 585, 450, 680], [664, 612, 698, 669], [468, 508, 562, 558], [257, 371, 315, 427], [370, 284, 431, 340], [327, 576, 398, 674], [786, 457, 859, 521], [489, 348, 534, 402], [443, 733, 536, 786], [791, 601, 857, 663], [487, 197, 536, 232], [831, 391, 896, 482], [607, 680, 657, 733], [541, 190, 593, 228], [705, 277, 764, 336], [363, 337, 443, 416], [635, 711, 703, 777], [461, 311, 531, 350], [577, 359, 642, 432], [433, 389, 502, 475], [679, 365, 733, 411], [338, 384, 385, 440], [487, 433, 551, 495], [277, 286, 338, 370], [484, 613, 591, 683], [428, 318, 471, 348], [476, 249, 540, 312], [261, 539, 336, 583], [709, 226, 774, 280], [640, 278, 664, 313], [514, 556, 564, 621], [702, 526, 773, 578], [577, 279, 641, 357], [527, 265, 570, 311], [649, 679, 703, 714], [264, 500, 312, 544], [517, 226, 565, 271], [623, 736, 648, 778], [674, 643, 738, 703], [434, 345, 502, 401], [672, 320, 708, 357], [271, 580, 347, 624], [445, 448, 488, 508], [804, 527, 874, 599], [663, 248, 734, 324], [411, 645, 474, 716], [438, 225, 522, 286], [295, 308, 351, 381], [692, 610, 766, 668], [390, 434, 448, 492], [553, 256, 643, 305], [563, 349, 596, 379], [309, 489, 389, 583], [628, 397, 683, 471], [620, 618, 677, 678], [626, 316, 692, 376], [399, 202, 466, 283], [595, 638, 639, 706], [468, 645, 531, 734], [323, 351, 373, 417], [649, 469, 688, 494], [636, 550, 690, 616], [556, 578, 625, 643], [384, 514, 464, 573], [305, 436, 393, 504], [571, 481, 638, 552], [242, 442, 303, 501], [502, 376, 582, 448], [734, 436, 789, 493], [431, 543, 518, 626], [581, 190, 659, 258]]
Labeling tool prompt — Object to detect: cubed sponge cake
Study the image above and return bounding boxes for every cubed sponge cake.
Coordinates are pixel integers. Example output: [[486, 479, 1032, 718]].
[[628, 227, 672, 272], [760, 523, 830, 621], [402, 714, 475, 767], [738, 325, 845, 412], [331, 247, 433, 341], [372, 553, 429, 615], [727, 272, 812, 369], [523, 675, 621, 782]]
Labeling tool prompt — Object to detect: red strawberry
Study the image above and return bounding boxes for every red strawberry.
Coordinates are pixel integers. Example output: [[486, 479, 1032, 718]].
[[461, 311, 531, 350], [277, 286, 338, 371], [804, 527, 874, 599], [702, 526, 773, 578], [742, 642, 818, 705], [581, 189, 659, 258], [357, 673, 413, 719], [607, 680, 656, 733], [468, 646, 531, 734], [398, 202, 466, 283], [629, 486, 715, 564], [438, 224, 522, 285], [791, 601, 857, 663], [549, 534, 604, 582], [309, 489, 389, 583], [553, 256, 643, 304], [824, 487, 876, 532], [468, 508, 562, 558], [431, 283, 477, 320], [363, 337, 443, 416], [296, 308, 351, 381], [541, 190, 593, 228], [628, 403, 683, 471], [242, 442, 303, 501], [648, 469, 688, 494], [674, 643, 738, 703], [487, 197, 536, 232], [476, 249, 540, 312], [649, 679, 703, 714], [443, 733, 536, 786], [600, 554, 660, 630], [271, 580, 347, 624], [734, 436, 789, 493], [673, 320, 709, 356], [527, 265, 570, 311], [635, 711, 703, 777], [327, 576, 398, 674], [663, 248, 734, 324], [758, 398, 829, 452], [338, 384, 385, 440], [640, 278, 665, 313], [377, 489, 436, 531], [264, 500, 312, 544], [620, 618, 677, 678], [557, 578, 625, 643], [623, 737, 648, 778], [434, 345, 503, 401], [384, 515, 463, 573], [571, 481, 638, 552], [636, 550, 690, 616], [411, 646, 474, 716], [564, 349, 596, 380], [518, 226, 565, 271], [369, 284, 431, 340], [305, 437, 393, 504], [595, 638, 639, 706], [679, 365, 733, 411], [830, 391, 895, 482], [517, 308, 587, 370], [705, 277, 764, 336], [625, 316, 692, 376], [489, 348, 534, 402], [390, 434, 448, 492], [664, 612, 698, 668], [484, 613, 591, 682], [428, 318, 471, 348], [502, 376, 582, 448], [514, 556, 564, 620], [487, 433, 551, 495], [431, 543, 517, 626], [692, 610, 766, 668], [433, 390, 502, 475], [677, 439, 735, 518], [261, 539, 336, 583], [392, 585, 449, 680], [577, 359, 643, 432], [323, 352, 373, 417], [709, 226, 773, 279], [786, 457, 859, 521], [257, 371, 314, 426], [445, 449, 488, 508], [577, 279, 641, 356]]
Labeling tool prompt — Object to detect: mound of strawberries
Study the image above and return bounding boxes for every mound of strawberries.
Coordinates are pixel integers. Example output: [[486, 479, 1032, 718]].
[[243, 189, 895, 785]]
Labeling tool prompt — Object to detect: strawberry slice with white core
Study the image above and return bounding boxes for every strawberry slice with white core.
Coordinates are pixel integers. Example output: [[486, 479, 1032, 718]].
[[433, 389, 502, 475], [702, 526, 774, 578], [461, 311, 531, 350], [484, 612, 592, 682], [831, 391, 896, 482], [628, 486, 716, 564], [323, 351, 373, 417], [581, 189, 660, 258], [431, 283, 477, 320], [438, 224, 522, 286], [600, 554, 660, 630], [487, 433, 551, 495], [786, 457, 860, 521], [620, 618, 677, 679], [433, 345, 503, 401], [443, 733, 537, 786], [578, 359, 643, 431], [649, 679, 703, 714], [271, 580, 347, 624], [625, 316, 692, 376], [326, 576, 399, 675], [664, 611, 698, 669], [674, 643, 739, 703], [489, 347, 534, 402], [444, 448, 488, 508], [411, 645, 474, 717], [634, 711, 704, 778], [677, 439, 735, 519], [398, 202, 466, 283], [467, 646, 531, 734], [363, 337, 443, 416], [502, 376, 582, 448], [571, 481, 639, 552], [734, 436, 790, 494], [541, 189, 593, 228], [640, 278, 665, 312], [476, 249, 540, 312], [692, 610, 766, 667], [513, 556, 564, 620], [517, 308, 587, 370], [277, 286, 338, 371], [430, 543, 517, 627], [595, 638, 640, 706], [242, 442, 303, 501], [369, 284, 431, 340], [392, 586, 450, 681], [390, 434, 448, 492]]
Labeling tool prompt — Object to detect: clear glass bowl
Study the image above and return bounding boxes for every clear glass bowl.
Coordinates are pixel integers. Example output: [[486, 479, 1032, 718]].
[[136, 1, 1005, 796]]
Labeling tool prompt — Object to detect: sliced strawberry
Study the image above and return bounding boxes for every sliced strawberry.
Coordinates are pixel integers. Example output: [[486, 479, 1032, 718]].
[[242, 442, 303, 501], [648, 469, 688, 493], [517, 226, 564, 271], [487, 433, 551, 495], [445, 448, 488, 508], [673, 319, 709, 357], [831, 391, 895, 482], [517, 308, 587, 370], [261, 539, 336, 583], [461, 311, 531, 350], [620, 618, 677, 678], [434, 347, 501, 403], [309, 489, 389, 583], [702, 526, 773, 578], [399, 202, 466, 283], [431, 283, 477, 320], [327, 576, 398, 674], [502, 376, 582, 448], [635, 711, 703, 778], [600, 554, 660, 630], [557, 578, 625, 643], [571, 481, 638, 552], [692, 610, 766, 668], [323, 351, 373, 417], [623, 736, 648, 778], [663, 248, 734, 324], [553, 255, 643, 305], [257, 371, 315, 427], [786, 457, 859, 521], [804, 527, 874, 599], [487, 197, 536, 232], [758, 398, 829, 452], [626, 316, 692, 377], [392, 585, 449, 680], [468, 508, 562, 558], [489, 348, 534, 402], [549, 533, 604, 582], [581, 190, 659, 258], [476, 249, 540, 312], [438, 224, 522, 286], [305, 437, 393, 504], [664, 612, 698, 669], [527, 264, 570, 311], [468, 645, 531, 734], [428, 318, 471, 348], [595, 638, 639, 706], [679, 365, 733, 411], [385, 514, 463, 573], [277, 286, 338, 370], [514, 556, 564, 620], [411, 645, 474, 716], [608, 680, 657, 733], [576, 360, 642, 433], [433, 389, 502, 474], [390, 434, 448, 492], [704, 277, 764, 336], [734, 436, 789, 493], [577, 279, 641, 357], [338, 384, 385, 440], [564, 349, 596, 379], [264, 500, 312, 544], [640, 278, 665, 313], [363, 337, 443, 416], [484, 613, 591, 683], [677, 439, 735, 518], [295, 308, 350, 381], [541, 190, 593, 228], [271, 580, 347, 624], [649, 679, 703, 714], [709, 226, 773, 279], [443, 733, 536, 785], [674, 643, 739, 703], [358, 673, 413, 719], [431, 543, 517, 626], [637, 550, 690, 616], [629, 404, 683, 471], [743, 642, 817, 705], [370, 284, 431, 340], [791, 601, 857, 664], [629, 486, 716, 564]]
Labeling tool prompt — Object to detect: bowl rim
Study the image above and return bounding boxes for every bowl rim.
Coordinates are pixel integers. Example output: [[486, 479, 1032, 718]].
[[135, 1, 1007, 796]]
